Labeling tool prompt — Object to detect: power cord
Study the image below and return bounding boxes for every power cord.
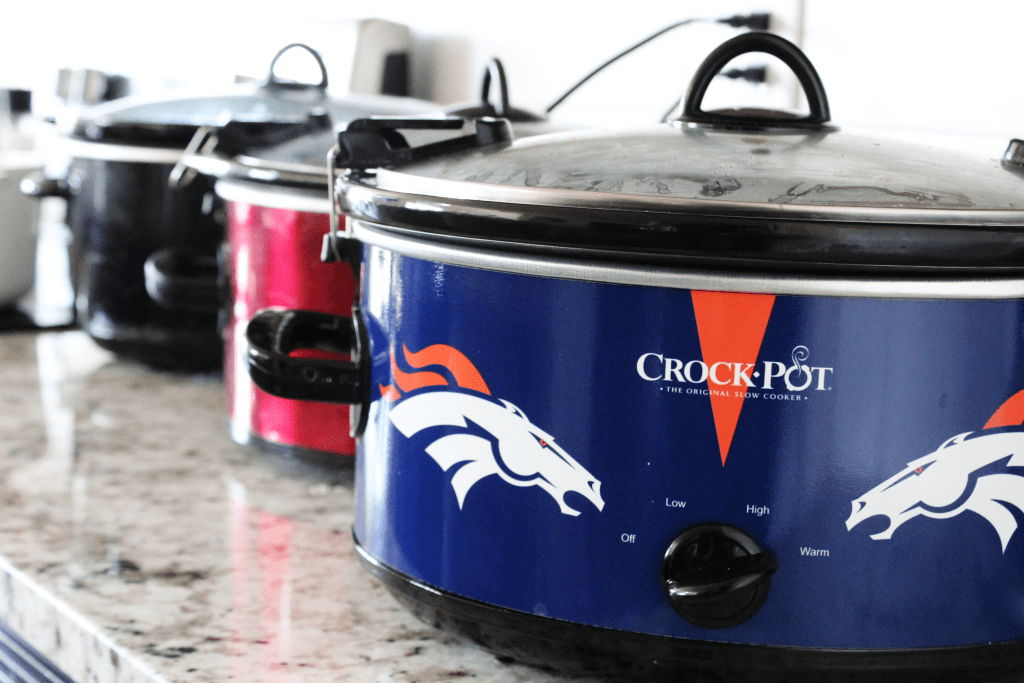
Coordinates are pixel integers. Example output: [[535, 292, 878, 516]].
[[545, 13, 771, 114]]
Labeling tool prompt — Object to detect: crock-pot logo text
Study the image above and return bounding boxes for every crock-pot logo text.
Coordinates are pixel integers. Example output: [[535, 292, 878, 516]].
[[380, 344, 605, 517], [636, 345, 833, 392], [848, 389, 1024, 553], [632, 290, 832, 466]]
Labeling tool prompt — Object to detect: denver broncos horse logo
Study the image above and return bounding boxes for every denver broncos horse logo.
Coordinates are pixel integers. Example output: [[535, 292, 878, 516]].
[[380, 344, 605, 517], [847, 389, 1024, 552]]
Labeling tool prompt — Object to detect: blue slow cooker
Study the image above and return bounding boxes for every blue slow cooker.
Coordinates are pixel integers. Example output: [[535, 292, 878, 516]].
[[247, 33, 1024, 682]]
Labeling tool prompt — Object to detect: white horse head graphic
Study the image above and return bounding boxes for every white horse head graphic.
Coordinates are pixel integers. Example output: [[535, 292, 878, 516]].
[[846, 430, 1024, 552], [380, 344, 604, 516]]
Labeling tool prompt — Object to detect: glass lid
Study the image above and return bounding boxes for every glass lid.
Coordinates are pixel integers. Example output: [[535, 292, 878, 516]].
[[185, 56, 568, 191], [360, 32, 1023, 223], [374, 124, 1024, 221], [71, 44, 359, 149], [206, 94, 437, 185], [332, 33, 1024, 273]]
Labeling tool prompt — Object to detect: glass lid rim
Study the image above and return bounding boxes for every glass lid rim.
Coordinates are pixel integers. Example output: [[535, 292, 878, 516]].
[[354, 168, 1024, 227]]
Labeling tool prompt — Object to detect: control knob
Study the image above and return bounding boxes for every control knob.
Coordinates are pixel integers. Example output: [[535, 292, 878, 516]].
[[661, 523, 777, 628]]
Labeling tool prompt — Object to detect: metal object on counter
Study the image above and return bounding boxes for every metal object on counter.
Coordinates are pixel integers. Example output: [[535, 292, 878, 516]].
[[0, 89, 44, 315]]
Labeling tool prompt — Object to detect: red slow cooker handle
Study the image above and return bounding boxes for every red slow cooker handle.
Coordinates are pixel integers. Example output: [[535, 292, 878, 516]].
[[246, 308, 370, 436], [681, 32, 830, 126]]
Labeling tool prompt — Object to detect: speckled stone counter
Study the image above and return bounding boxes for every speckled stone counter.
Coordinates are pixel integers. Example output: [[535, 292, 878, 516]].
[[0, 330, 603, 683]]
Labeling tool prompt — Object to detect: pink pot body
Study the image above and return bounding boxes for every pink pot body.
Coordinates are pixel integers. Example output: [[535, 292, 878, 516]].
[[225, 200, 355, 457]]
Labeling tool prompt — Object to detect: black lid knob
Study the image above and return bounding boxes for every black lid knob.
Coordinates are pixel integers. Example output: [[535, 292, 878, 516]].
[[679, 32, 830, 128], [446, 58, 545, 123]]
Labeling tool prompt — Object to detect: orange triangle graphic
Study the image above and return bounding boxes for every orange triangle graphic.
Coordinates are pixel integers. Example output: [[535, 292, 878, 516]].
[[691, 291, 776, 465], [984, 388, 1024, 429]]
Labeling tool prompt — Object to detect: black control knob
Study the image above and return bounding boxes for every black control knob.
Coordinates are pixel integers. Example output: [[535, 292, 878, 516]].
[[661, 523, 777, 629]]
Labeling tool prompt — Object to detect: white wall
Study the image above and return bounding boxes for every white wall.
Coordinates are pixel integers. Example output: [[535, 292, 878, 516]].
[[0, 0, 801, 126], [804, 1, 1024, 134], [0, 0, 1020, 148]]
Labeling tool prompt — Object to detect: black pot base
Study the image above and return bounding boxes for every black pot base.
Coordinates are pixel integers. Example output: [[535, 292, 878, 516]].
[[353, 536, 1024, 683], [84, 324, 222, 372], [245, 431, 355, 474], [0, 306, 47, 332]]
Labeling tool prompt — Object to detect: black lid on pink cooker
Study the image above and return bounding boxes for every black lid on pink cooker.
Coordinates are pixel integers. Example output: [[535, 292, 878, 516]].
[[332, 33, 1024, 275], [191, 58, 567, 215], [183, 57, 559, 193], [180, 95, 437, 194]]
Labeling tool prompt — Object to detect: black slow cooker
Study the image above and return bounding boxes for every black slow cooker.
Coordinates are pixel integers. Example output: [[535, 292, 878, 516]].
[[248, 33, 1024, 682], [22, 44, 400, 369]]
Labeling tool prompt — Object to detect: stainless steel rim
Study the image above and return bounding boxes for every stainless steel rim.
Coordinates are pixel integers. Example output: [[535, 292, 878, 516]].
[[233, 153, 325, 178], [183, 152, 324, 187], [370, 168, 1024, 227], [215, 179, 329, 213], [64, 139, 185, 164], [352, 220, 1024, 299]]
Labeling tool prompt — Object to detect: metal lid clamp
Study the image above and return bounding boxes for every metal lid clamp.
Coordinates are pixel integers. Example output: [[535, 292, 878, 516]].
[[169, 112, 334, 191], [323, 115, 515, 263], [167, 124, 220, 190]]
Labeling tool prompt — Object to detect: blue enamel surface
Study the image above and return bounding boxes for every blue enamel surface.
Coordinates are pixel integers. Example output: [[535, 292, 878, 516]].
[[354, 246, 1024, 648]]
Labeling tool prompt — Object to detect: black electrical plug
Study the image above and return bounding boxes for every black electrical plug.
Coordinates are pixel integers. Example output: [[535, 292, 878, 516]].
[[718, 13, 772, 31], [721, 66, 768, 83]]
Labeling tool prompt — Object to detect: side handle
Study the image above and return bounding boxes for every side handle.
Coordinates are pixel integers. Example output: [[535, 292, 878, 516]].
[[144, 248, 221, 313], [19, 172, 71, 199], [246, 308, 370, 437]]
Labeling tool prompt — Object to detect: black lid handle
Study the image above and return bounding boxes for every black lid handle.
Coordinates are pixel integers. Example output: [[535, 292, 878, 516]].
[[682, 32, 830, 126], [480, 58, 510, 118], [267, 43, 329, 90]]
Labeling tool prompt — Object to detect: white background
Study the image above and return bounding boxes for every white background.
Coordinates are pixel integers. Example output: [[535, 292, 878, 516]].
[[0, 1, 1021, 147]]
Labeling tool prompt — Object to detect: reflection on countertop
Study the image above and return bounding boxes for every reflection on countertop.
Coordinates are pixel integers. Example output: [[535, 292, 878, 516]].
[[0, 331, 600, 683]]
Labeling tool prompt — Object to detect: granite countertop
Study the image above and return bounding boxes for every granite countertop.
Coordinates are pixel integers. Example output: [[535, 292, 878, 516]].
[[0, 330, 603, 683]]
